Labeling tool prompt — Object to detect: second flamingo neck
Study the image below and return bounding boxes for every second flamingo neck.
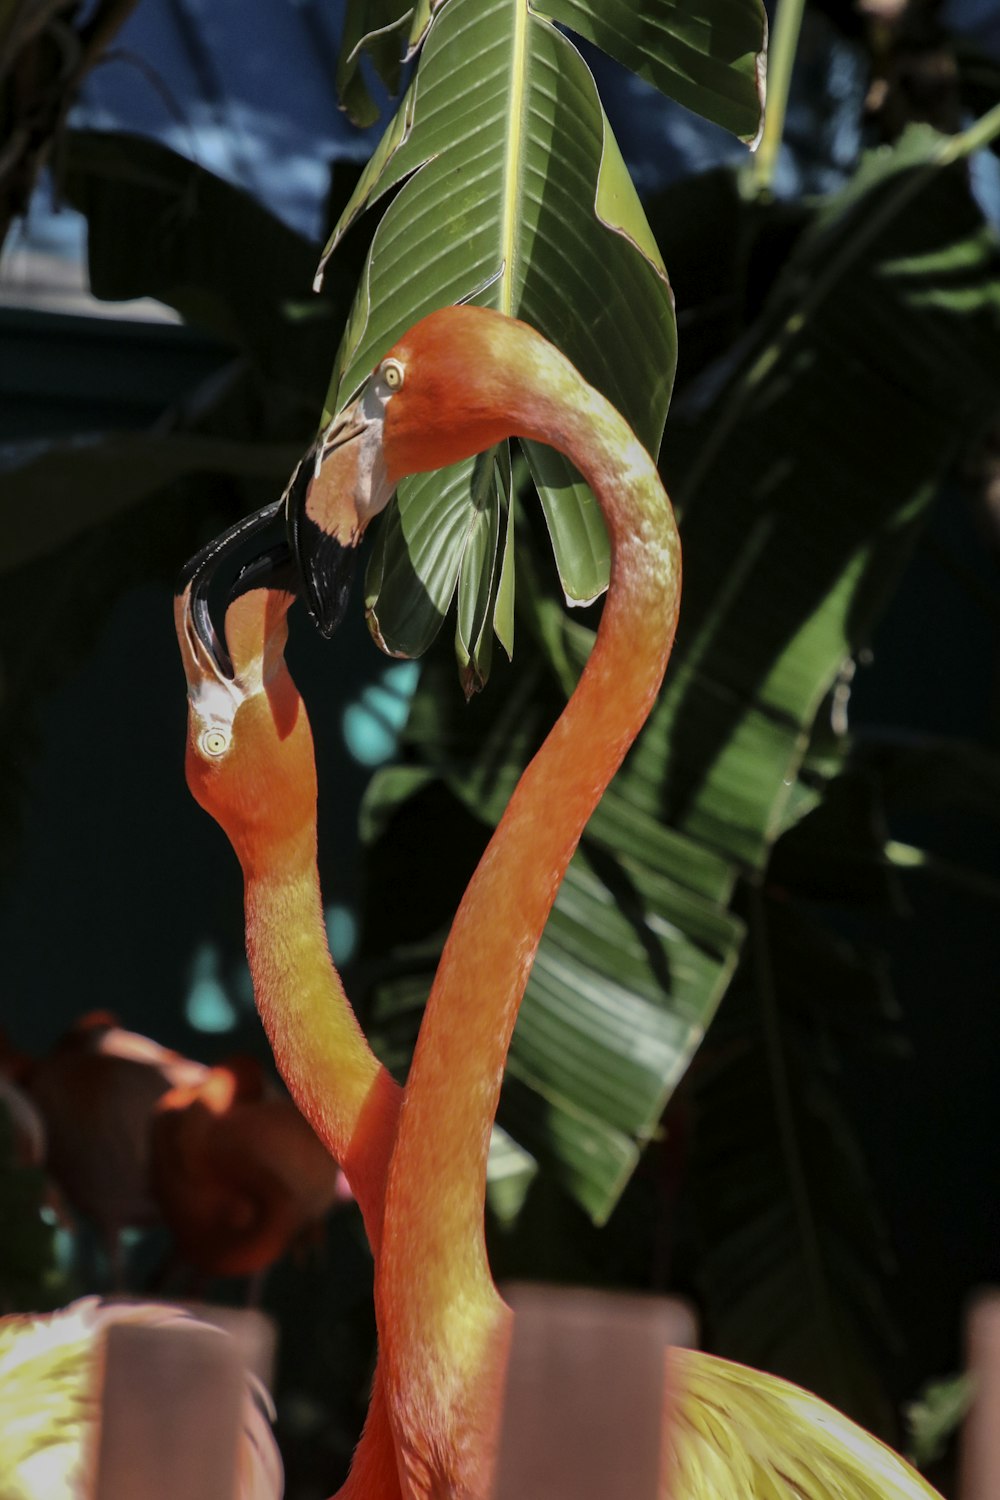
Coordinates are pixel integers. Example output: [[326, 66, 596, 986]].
[[243, 855, 400, 1253]]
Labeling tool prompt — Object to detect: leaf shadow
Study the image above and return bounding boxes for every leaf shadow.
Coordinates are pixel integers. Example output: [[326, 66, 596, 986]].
[[581, 836, 674, 1000]]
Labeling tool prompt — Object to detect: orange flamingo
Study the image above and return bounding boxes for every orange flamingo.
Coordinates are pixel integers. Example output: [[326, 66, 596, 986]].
[[338, 306, 682, 1497], [176, 537, 403, 1499], [175, 539, 400, 1243], [179, 306, 941, 1499], [150, 1055, 349, 1280]]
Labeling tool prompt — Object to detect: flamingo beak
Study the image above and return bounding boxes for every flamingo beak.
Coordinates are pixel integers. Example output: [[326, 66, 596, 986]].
[[175, 500, 294, 702], [285, 386, 395, 638]]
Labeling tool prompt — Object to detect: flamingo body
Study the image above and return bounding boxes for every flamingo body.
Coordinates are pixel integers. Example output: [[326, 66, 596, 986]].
[[0, 1074, 46, 1170], [665, 1349, 942, 1500]]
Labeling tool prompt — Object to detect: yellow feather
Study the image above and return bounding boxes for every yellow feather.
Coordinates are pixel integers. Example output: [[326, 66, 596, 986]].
[[665, 1349, 944, 1500]]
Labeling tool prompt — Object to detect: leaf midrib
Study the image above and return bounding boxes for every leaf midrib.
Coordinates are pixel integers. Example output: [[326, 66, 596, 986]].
[[499, 0, 530, 312]]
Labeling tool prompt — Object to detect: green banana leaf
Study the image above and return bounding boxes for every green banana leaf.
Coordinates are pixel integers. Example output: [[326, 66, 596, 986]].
[[771, 731, 1000, 910], [337, 0, 411, 128], [321, 0, 686, 685], [543, 0, 767, 145], [360, 122, 1000, 1228], [690, 712, 1000, 1419], [687, 889, 901, 1428], [906, 1373, 974, 1470], [338, 0, 767, 144]]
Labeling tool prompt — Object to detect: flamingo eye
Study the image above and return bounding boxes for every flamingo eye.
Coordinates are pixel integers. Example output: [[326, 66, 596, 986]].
[[382, 360, 404, 391], [200, 728, 229, 757]]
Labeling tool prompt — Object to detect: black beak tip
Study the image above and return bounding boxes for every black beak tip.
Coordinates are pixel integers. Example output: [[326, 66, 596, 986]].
[[311, 588, 350, 639], [294, 515, 360, 640], [177, 499, 286, 679]]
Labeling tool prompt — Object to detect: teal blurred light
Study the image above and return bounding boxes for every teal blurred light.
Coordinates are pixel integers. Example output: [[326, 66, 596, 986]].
[[184, 942, 238, 1033], [342, 661, 420, 767]]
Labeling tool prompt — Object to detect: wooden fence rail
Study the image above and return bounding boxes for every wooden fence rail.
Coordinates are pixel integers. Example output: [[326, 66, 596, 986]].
[[82, 1287, 997, 1497]]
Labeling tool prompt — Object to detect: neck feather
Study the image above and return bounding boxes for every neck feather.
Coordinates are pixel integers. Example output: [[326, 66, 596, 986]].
[[243, 839, 400, 1253]]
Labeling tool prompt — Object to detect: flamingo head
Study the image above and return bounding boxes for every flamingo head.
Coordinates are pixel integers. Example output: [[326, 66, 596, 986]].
[[284, 375, 396, 638], [175, 518, 317, 867], [176, 310, 563, 848], [286, 305, 571, 634]]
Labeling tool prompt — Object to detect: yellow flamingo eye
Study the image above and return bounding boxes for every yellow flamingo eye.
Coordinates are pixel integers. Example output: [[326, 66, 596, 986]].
[[200, 728, 229, 758], [382, 360, 404, 391]]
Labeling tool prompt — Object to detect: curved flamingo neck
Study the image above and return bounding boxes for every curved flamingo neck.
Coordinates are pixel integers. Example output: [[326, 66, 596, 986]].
[[242, 850, 400, 1253], [376, 360, 681, 1492], [181, 589, 405, 1495], [227, 686, 404, 1500], [229, 793, 405, 1500], [209, 656, 401, 1254]]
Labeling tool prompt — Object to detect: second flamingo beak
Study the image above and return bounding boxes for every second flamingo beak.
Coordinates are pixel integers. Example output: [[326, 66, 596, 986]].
[[285, 387, 395, 638]]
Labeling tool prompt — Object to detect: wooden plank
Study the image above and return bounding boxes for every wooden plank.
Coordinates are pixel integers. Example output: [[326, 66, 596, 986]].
[[960, 1291, 1000, 1500], [94, 1319, 245, 1500], [182, 1302, 278, 1388], [493, 1283, 697, 1500]]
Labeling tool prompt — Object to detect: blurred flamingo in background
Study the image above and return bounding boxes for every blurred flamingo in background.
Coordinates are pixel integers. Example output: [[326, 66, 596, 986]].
[[150, 1054, 349, 1282], [176, 306, 943, 1499], [20, 1012, 208, 1282], [0, 1031, 45, 1172]]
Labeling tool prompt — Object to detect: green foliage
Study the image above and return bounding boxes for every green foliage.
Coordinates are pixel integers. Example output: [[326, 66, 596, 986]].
[[323, 0, 765, 683], [336, 0, 411, 130], [905, 1373, 975, 1470], [363, 120, 1000, 1221], [685, 889, 901, 1428], [542, 0, 766, 143], [342, 0, 767, 142]]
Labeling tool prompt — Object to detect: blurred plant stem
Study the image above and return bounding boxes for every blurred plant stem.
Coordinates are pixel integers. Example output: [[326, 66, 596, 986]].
[[746, 0, 806, 196], [946, 99, 1000, 160]]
